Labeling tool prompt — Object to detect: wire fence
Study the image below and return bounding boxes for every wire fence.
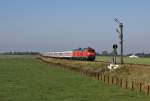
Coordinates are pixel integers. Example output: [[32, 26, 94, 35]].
[[80, 71, 150, 95], [38, 57, 150, 95]]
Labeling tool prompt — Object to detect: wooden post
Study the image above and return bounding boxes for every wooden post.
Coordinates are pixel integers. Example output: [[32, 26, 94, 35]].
[[97, 73, 100, 80], [147, 85, 150, 95], [107, 75, 109, 84], [95, 73, 97, 79], [125, 80, 128, 89], [131, 81, 134, 90], [80, 70, 83, 75], [86, 71, 88, 76], [100, 74, 102, 80], [95, 73, 97, 78], [112, 76, 114, 84], [116, 78, 118, 85], [84, 71, 86, 75], [120, 79, 122, 87], [96, 73, 98, 79], [139, 83, 142, 92], [104, 75, 106, 82]]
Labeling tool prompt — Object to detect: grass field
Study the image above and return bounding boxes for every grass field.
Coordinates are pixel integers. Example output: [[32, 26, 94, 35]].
[[0, 55, 150, 101], [96, 56, 150, 65], [96, 56, 150, 83]]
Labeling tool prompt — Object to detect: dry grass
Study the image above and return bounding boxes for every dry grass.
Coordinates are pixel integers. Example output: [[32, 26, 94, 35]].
[[39, 56, 150, 84], [37, 56, 150, 95], [38, 56, 109, 73], [1, 55, 150, 101]]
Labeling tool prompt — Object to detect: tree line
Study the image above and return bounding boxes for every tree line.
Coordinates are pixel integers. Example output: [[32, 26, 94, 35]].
[[97, 50, 150, 57], [1, 51, 39, 55]]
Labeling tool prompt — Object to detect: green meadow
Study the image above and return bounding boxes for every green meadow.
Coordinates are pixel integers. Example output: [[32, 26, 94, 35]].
[[0, 55, 150, 101], [96, 56, 150, 65]]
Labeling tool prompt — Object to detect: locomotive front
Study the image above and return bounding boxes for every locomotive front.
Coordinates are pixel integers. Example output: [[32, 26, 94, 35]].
[[85, 47, 96, 61]]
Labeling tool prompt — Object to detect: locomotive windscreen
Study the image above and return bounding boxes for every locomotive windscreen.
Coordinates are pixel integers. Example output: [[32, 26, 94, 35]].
[[88, 49, 95, 52], [86, 47, 95, 52]]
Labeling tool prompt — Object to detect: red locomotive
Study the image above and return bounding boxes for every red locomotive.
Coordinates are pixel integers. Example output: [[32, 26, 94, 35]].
[[41, 47, 96, 61]]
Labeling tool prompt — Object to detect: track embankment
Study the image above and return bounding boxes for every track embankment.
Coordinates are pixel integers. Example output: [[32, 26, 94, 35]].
[[37, 56, 109, 74], [37, 56, 150, 95]]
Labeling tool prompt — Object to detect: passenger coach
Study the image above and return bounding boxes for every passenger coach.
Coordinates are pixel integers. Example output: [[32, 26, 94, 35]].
[[41, 47, 96, 61]]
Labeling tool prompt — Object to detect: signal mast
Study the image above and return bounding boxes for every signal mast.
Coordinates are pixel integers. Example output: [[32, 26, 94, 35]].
[[114, 18, 124, 64]]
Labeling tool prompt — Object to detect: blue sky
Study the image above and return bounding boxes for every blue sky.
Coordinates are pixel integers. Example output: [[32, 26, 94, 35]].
[[0, 0, 150, 54]]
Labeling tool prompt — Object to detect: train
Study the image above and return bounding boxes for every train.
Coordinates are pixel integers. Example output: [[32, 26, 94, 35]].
[[41, 47, 96, 61]]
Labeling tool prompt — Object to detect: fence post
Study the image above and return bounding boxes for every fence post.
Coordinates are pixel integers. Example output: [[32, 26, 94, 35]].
[[82, 70, 84, 76], [95, 73, 97, 78], [116, 77, 118, 85], [85, 71, 86, 75], [120, 79, 123, 87], [100, 74, 102, 80], [94, 73, 96, 78], [104, 75, 106, 82], [147, 85, 150, 95], [107, 75, 109, 84], [139, 83, 142, 92], [125, 80, 128, 89], [80, 70, 83, 75], [97, 73, 100, 80], [131, 81, 134, 90], [83, 71, 86, 75], [112, 76, 114, 84], [86, 71, 88, 76]]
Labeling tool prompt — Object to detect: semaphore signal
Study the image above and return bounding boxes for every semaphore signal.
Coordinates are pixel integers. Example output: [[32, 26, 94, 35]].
[[114, 18, 124, 64]]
